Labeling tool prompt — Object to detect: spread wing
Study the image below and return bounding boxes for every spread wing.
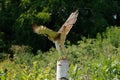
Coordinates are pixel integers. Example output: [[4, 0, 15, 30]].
[[58, 10, 78, 35], [58, 9, 79, 34], [32, 24, 59, 41]]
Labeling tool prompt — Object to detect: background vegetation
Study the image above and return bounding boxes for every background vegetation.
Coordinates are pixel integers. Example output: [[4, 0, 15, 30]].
[[0, 0, 120, 79], [0, 27, 120, 80], [1, 0, 120, 53]]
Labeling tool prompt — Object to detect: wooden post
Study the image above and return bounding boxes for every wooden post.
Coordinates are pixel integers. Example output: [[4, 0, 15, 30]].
[[56, 59, 69, 80]]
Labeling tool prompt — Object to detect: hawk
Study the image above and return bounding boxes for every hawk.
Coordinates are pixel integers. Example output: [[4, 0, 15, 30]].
[[32, 10, 79, 56]]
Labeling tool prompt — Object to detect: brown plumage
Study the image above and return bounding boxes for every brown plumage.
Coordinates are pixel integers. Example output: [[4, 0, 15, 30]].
[[33, 10, 79, 55]]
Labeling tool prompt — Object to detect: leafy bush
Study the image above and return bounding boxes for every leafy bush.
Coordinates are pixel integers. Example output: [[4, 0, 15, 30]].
[[103, 27, 120, 48]]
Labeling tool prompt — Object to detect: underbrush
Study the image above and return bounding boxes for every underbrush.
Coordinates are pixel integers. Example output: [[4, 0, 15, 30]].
[[0, 27, 120, 80]]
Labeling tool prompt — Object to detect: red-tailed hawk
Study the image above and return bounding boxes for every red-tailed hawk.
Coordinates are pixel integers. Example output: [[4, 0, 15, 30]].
[[33, 10, 79, 56]]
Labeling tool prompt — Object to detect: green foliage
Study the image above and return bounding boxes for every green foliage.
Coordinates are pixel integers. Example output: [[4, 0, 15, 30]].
[[0, 0, 120, 79], [1, 0, 120, 52], [36, 12, 51, 23], [0, 39, 5, 49], [103, 27, 120, 48], [0, 27, 120, 79]]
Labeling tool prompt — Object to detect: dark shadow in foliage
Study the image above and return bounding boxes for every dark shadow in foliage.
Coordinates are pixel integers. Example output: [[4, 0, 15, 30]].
[[1, 0, 120, 55]]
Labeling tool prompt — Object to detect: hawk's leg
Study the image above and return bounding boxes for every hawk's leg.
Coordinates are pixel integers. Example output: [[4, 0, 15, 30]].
[[54, 41, 67, 60], [60, 43, 67, 59], [55, 41, 61, 55]]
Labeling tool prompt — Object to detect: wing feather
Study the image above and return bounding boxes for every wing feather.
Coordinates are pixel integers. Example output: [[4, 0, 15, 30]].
[[32, 24, 60, 41], [58, 9, 79, 34]]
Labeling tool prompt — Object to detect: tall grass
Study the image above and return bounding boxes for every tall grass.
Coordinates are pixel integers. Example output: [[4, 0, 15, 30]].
[[0, 27, 120, 80]]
